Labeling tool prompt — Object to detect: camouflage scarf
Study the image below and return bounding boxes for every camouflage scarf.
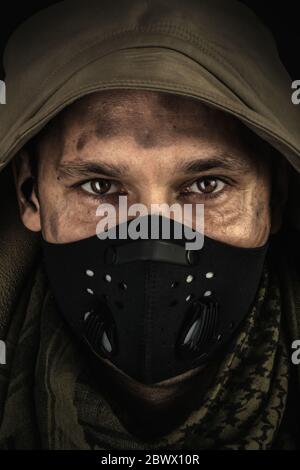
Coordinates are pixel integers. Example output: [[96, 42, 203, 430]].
[[0, 254, 295, 449]]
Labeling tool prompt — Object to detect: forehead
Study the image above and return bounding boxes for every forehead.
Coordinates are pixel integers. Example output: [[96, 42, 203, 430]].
[[59, 89, 245, 151], [36, 89, 269, 173]]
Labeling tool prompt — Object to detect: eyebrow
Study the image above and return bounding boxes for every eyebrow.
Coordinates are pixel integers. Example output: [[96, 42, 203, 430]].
[[57, 160, 130, 180], [177, 154, 247, 174], [57, 153, 246, 181]]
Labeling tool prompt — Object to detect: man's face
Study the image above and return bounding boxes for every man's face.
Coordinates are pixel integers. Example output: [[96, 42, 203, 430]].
[[15, 90, 274, 248]]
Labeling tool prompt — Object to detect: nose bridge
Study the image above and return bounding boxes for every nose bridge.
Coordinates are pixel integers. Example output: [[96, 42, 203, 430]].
[[136, 184, 172, 212]]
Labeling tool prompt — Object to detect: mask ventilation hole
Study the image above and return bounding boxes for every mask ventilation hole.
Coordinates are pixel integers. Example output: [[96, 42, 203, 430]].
[[205, 272, 214, 279], [87, 288, 94, 295], [84, 311, 92, 321], [86, 269, 94, 277], [203, 290, 212, 297], [119, 281, 127, 290], [186, 275, 194, 283], [104, 274, 112, 283], [185, 294, 194, 302]]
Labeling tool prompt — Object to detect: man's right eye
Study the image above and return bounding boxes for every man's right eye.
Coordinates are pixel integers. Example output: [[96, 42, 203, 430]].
[[80, 179, 119, 196]]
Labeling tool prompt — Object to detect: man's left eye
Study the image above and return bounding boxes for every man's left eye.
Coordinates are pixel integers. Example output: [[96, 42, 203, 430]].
[[185, 177, 225, 195], [80, 179, 119, 196]]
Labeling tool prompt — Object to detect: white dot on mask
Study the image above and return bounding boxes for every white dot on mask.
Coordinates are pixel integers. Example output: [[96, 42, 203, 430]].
[[105, 274, 112, 282], [86, 269, 94, 277], [205, 272, 214, 279], [204, 290, 212, 297], [186, 275, 194, 283], [84, 311, 91, 321], [87, 288, 94, 295]]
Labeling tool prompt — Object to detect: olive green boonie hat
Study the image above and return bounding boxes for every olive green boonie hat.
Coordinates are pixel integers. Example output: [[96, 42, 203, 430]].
[[0, 0, 300, 225]]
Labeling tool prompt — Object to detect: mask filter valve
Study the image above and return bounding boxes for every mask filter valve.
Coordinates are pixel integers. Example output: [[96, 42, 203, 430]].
[[177, 300, 219, 361]]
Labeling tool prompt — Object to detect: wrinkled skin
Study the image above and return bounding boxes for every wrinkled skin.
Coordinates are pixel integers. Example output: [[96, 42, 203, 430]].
[[13, 90, 288, 434], [14, 90, 286, 246]]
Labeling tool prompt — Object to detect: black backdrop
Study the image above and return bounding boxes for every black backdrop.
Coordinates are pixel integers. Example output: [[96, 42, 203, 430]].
[[0, 0, 299, 80]]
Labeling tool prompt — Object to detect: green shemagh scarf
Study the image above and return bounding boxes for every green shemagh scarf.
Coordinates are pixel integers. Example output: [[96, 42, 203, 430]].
[[0, 255, 293, 449]]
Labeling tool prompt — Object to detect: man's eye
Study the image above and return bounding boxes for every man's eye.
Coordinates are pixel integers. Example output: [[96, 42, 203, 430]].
[[80, 179, 119, 196], [185, 177, 225, 195]]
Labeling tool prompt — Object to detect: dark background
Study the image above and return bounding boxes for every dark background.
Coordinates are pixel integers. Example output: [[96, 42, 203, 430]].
[[0, 0, 299, 80]]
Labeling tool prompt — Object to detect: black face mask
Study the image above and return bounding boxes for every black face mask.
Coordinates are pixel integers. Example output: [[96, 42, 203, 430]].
[[41, 215, 268, 385]]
